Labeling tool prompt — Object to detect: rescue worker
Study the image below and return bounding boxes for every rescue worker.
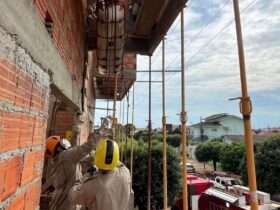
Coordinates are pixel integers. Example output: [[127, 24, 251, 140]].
[[69, 139, 131, 210], [43, 133, 100, 210]]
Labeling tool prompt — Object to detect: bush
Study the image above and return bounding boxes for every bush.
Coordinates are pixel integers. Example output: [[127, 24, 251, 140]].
[[241, 135, 280, 195], [220, 143, 245, 174], [124, 139, 181, 210]]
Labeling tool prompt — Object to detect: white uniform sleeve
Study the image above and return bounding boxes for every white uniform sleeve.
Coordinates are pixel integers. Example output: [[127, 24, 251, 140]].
[[69, 178, 98, 206]]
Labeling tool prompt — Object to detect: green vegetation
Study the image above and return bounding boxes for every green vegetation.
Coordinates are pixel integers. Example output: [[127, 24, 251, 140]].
[[123, 139, 181, 210], [195, 139, 245, 173], [134, 131, 189, 148], [195, 139, 225, 171], [220, 143, 245, 174], [241, 135, 280, 195]]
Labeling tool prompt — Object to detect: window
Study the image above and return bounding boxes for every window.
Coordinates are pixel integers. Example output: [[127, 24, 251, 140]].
[[212, 128, 217, 132]]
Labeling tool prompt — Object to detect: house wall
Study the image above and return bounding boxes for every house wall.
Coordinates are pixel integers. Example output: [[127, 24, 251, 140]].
[[0, 0, 92, 209], [190, 126, 226, 140], [190, 116, 244, 140], [0, 26, 49, 210], [34, 0, 86, 85], [220, 117, 244, 135]]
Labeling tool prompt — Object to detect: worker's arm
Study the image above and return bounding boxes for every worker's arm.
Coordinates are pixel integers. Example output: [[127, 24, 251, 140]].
[[63, 133, 100, 164], [69, 177, 97, 206], [42, 171, 56, 193]]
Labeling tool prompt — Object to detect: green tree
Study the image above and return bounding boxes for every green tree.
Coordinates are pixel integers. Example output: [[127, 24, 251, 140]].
[[220, 143, 245, 174], [241, 136, 280, 195], [125, 139, 181, 210], [195, 140, 225, 171], [167, 134, 181, 147]]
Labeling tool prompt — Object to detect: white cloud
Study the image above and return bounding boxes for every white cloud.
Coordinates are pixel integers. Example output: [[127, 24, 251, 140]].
[[96, 0, 280, 128]]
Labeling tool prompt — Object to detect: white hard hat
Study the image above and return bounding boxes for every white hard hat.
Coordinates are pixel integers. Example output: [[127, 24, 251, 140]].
[[60, 138, 72, 150]]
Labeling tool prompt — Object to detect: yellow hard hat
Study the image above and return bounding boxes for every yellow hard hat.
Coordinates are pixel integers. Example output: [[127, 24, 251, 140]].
[[95, 139, 119, 171], [46, 136, 61, 158], [65, 130, 73, 141]]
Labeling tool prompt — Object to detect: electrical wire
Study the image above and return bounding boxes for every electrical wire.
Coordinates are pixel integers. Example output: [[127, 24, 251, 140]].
[[164, 0, 259, 83]]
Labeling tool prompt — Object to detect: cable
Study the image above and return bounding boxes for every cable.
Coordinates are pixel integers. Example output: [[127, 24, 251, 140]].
[[164, 0, 259, 83], [168, 0, 232, 43]]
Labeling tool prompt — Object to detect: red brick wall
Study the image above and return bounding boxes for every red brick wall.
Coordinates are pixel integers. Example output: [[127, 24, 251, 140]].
[[0, 38, 49, 209], [34, 0, 86, 84], [51, 109, 74, 138]]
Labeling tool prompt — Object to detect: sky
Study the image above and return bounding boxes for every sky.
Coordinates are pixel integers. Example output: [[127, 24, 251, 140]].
[[95, 0, 280, 129]]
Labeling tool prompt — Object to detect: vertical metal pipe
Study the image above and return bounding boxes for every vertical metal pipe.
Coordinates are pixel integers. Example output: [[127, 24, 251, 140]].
[[107, 99, 109, 116], [121, 99, 126, 162], [125, 92, 130, 164], [180, 8, 189, 210], [112, 73, 118, 141], [147, 56, 152, 210], [130, 85, 135, 190], [162, 38, 168, 210], [118, 100, 122, 143], [233, 1, 258, 209]]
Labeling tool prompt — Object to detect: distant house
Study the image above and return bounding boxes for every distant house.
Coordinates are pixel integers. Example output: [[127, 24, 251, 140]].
[[189, 113, 244, 141], [255, 128, 280, 137]]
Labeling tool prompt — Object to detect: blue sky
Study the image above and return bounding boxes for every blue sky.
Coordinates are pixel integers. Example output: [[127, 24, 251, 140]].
[[96, 0, 280, 129]]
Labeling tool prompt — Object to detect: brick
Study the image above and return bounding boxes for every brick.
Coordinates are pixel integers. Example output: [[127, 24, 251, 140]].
[[0, 111, 48, 152], [0, 112, 21, 152], [0, 58, 48, 113], [33, 0, 85, 83], [0, 156, 23, 201], [6, 192, 25, 210], [24, 181, 41, 210], [21, 151, 44, 186]]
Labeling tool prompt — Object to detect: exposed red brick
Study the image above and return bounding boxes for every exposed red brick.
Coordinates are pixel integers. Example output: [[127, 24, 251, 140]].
[[0, 156, 23, 202], [6, 181, 41, 210], [0, 112, 47, 152], [0, 112, 21, 152], [6, 192, 25, 210], [34, 0, 85, 84], [21, 151, 44, 186], [0, 58, 49, 113], [24, 181, 41, 210], [51, 109, 74, 136]]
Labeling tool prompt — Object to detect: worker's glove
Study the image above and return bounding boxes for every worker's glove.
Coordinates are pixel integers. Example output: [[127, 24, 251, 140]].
[[87, 165, 98, 176], [81, 166, 98, 183]]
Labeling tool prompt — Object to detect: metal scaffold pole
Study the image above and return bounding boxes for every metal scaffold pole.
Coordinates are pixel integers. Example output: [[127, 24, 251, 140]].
[[112, 73, 118, 141], [162, 38, 168, 210], [121, 99, 126, 162], [130, 84, 135, 189], [147, 56, 152, 210], [233, 0, 258, 209], [107, 99, 109, 116], [118, 100, 122, 143], [180, 8, 189, 210], [125, 91, 130, 164]]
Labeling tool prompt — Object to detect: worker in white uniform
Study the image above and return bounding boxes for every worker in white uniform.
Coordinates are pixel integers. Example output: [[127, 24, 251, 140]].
[[69, 139, 131, 210], [42, 133, 99, 210]]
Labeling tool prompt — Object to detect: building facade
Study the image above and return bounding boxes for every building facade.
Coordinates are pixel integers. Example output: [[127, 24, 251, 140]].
[[189, 114, 244, 141], [0, 0, 185, 209]]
